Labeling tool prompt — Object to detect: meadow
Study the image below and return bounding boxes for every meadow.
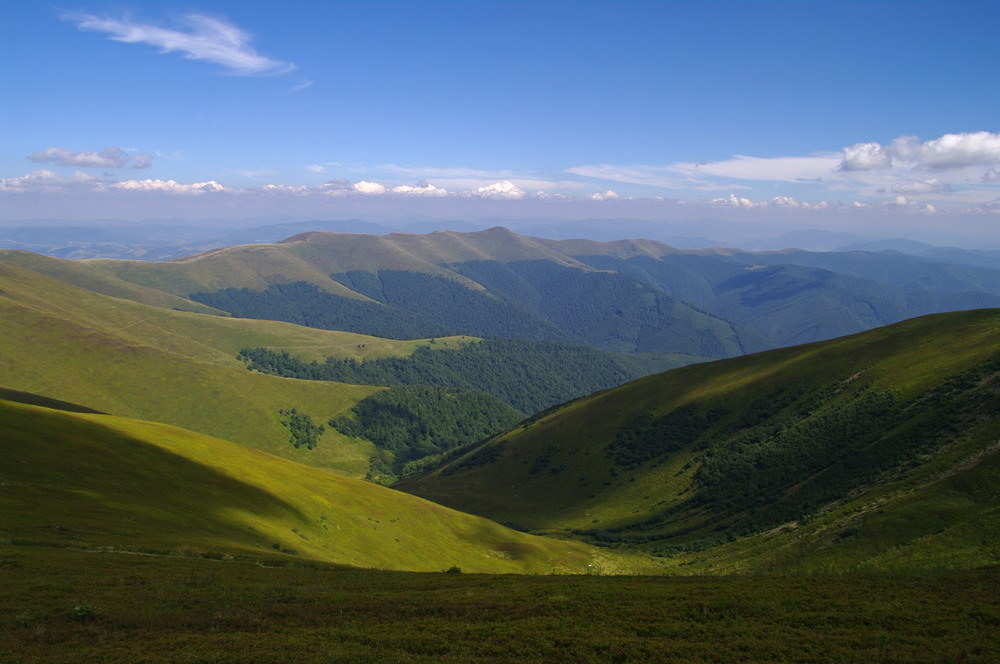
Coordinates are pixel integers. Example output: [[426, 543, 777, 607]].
[[3, 546, 998, 663]]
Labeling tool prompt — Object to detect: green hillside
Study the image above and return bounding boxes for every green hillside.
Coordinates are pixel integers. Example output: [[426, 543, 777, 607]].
[[2, 230, 770, 358], [0, 259, 460, 474], [400, 309, 1000, 572], [7, 227, 1000, 354], [0, 398, 601, 573]]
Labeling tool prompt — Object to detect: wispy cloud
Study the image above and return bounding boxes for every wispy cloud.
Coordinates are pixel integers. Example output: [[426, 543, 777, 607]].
[[63, 11, 295, 75], [28, 146, 152, 169], [285, 79, 314, 94]]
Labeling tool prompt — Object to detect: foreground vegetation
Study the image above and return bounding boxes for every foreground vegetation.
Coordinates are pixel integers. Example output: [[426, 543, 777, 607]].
[[0, 398, 597, 574], [3, 546, 998, 663]]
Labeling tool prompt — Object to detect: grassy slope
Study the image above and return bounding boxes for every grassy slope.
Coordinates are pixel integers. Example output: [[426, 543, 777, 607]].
[[2, 227, 573, 301], [0, 260, 463, 474], [0, 398, 599, 574], [400, 309, 1000, 572], [0, 249, 222, 314]]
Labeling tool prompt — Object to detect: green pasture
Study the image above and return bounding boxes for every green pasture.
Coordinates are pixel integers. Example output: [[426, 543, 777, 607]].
[[0, 399, 597, 574]]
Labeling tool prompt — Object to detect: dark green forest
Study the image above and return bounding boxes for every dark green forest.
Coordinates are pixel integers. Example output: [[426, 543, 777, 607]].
[[193, 262, 768, 356], [239, 338, 686, 415], [330, 385, 523, 481], [582, 353, 1000, 551]]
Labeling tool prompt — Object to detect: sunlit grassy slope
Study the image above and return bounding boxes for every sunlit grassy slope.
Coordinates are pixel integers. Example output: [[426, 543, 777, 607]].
[[0, 260, 466, 474], [2, 228, 563, 301], [0, 398, 600, 573], [400, 309, 1000, 572]]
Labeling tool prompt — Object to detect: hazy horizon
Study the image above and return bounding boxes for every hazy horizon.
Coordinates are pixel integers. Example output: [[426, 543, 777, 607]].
[[2, 1, 998, 246]]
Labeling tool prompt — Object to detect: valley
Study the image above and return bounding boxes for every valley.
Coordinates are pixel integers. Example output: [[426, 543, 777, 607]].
[[2, 227, 1000, 660]]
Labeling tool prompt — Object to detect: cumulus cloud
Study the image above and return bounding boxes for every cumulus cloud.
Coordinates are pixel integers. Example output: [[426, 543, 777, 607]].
[[64, 12, 294, 75], [392, 182, 448, 196], [475, 180, 526, 199], [1, 170, 227, 195], [588, 190, 619, 201], [709, 194, 833, 210], [711, 194, 760, 209], [888, 132, 1000, 169], [839, 142, 892, 171], [353, 180, 386, 195], [1, 169, 73, 193], [28, 146, 152, 169], [982, 168, 1000, 183], [110, 178, 226, 194], [839, 132, 1000, 172]]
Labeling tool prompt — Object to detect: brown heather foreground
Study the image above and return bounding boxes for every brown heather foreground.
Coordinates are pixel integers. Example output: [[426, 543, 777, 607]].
[[2, 545, 998, 663]]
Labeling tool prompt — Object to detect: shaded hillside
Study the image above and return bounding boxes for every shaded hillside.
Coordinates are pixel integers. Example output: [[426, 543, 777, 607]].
[[399, 309, 1000, 572], [568, 251, 1000, 346], [0, 398, 599, 573], [239, 338, 692, 415]]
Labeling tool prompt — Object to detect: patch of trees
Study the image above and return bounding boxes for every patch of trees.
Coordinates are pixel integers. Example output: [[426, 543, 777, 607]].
[[279, 408, 324, 450], [192, 282, 446, 339], [331, 270, 571, 342], [607, 404, 728, 469], [240, 338, 680, 415], [329, 386, 523, 478], [584, 355, 1000, 548]]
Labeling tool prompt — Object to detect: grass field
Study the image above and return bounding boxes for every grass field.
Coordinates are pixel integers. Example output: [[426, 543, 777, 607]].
[[0, 398, 600, 575], [2, 546, 998, 663], [0, 260, 473, 474]]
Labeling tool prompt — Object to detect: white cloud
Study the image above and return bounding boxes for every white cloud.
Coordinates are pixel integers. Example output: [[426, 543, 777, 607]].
[[836, 132, 1000, 172], [27, 146, 152, 169], [110, 179, 226, 194], [475, 180, 526, 199], [839, 142, 892, 171], [890, 178, 951, 195], [1, 169, 70, 193], [353, 180, 386, 195], [711, 194, 760, 209], [708, 194, 833, 211], [588, 190, 619, 201], [64, 12, 294, 75], [392, 182, 448, 196], [306, 164, 325, 174], [888, 132, 1000, 169], [981, 168, 1000, 183]]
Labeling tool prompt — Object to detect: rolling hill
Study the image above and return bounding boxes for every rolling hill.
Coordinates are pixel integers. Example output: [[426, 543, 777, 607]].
[[8, 226, 1000, 354], [0, 395, 603, 573], [399, 309, 1000, 572], [0, 259, 450, 474]]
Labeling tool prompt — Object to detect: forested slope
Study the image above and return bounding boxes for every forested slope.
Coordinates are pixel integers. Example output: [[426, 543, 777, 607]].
[[399, 309, 1000, 572]]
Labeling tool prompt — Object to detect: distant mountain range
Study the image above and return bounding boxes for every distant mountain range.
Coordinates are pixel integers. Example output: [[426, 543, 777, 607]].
[[5, 226, 1000, 353], [5, 216, 1000, 261]]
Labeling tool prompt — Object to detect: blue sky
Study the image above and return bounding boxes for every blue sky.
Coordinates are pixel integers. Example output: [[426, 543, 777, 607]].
[[2, 1, 999, 240]]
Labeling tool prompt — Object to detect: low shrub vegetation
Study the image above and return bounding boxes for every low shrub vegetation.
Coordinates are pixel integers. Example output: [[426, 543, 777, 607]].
[[2, 546, 998, 663]]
